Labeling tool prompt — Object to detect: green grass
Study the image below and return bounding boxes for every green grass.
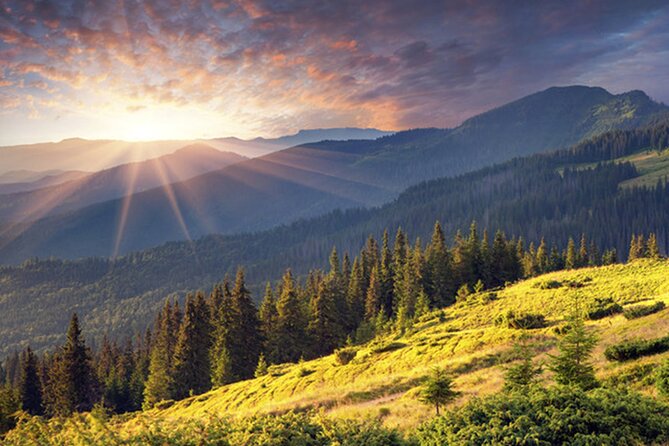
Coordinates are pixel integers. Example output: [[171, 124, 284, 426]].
[[564, 147, 669, 188]]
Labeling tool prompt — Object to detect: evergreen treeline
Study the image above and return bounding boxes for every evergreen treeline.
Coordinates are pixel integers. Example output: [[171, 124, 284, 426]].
[[3, 226, 655, 422]]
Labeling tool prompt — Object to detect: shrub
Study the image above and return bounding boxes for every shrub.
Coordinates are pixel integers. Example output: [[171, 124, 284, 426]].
[[494, 310, 546, 329], [372, 342, 406, 354], [334, 347, 357, 366], [586, 297, 623, 320], [536, 279, 562, 289], [415, 386, 669, 445], [604, 335, 669, 361], [657, 359, 669, 398], [624, 301, 666, 319]]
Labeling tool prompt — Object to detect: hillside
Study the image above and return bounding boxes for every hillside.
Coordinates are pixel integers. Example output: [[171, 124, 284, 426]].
[[0, 121, 667, 356], [1, 86, 666, 263], [9, 259, 669, 441], [0, 144, 247, 223]]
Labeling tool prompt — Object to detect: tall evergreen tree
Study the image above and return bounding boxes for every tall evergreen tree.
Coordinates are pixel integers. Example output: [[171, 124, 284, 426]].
[[258, 282, 279, 364], [365, 265, 382, 320], [275, 269, 308, 363], [172, 293, 212, 399], [46, 313, 97, 415], [426, 221, 453, 307], [647, 233, 661, 259], [143, 302, 177, 408], [18, 347, 42, 416], [379, 230, 395, 316], [565, 237, 577, 269], [230, 269, 262, 379], [210, 280, 236, 386], [347, 257, 366, 326]]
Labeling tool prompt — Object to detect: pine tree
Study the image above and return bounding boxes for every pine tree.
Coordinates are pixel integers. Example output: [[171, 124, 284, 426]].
[[143, 301, 177, 408], [254, 354, 268, 378], [628, 233, 644, 260], [365, 265, 382, 320], [535, 238, 549, 274], [258, 282, 279, 364], [379, 230, 395, 316], [46, 313, 97, 415], [549, 311, 598, 389], [308, 278, 345, 357], [503, 338, 542, 391], [230, 269, 262, 379], [18, 347, 43, 416], [578, 234, 589, 268], [419, 368, 458, 415], [565, 237, 577, 269], [347, 257, 366, 325], [647, 233, 661, 259], [426, 221, 454, 307], [172, 293, 212, 399], [275, 269, 308, 363], [210, 280, 236, 386], [392, 228, 408, 313]]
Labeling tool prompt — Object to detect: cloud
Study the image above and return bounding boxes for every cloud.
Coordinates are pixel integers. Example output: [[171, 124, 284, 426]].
[[0, 0, 668, 142]]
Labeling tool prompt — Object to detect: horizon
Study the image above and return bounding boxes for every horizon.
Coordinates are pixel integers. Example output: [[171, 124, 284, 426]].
[[1, 0, 669, 146]]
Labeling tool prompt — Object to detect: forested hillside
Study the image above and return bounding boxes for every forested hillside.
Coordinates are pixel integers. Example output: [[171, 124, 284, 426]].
[[1, 86, 666, 262], [0, 120, 667, 356]]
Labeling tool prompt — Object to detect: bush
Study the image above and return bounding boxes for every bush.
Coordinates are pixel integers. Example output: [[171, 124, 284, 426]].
[[334, 347, 357, 366], [624, 301, 666, 320], [372, 342, 406, 354], [415, 386, 669, 445], [4, 410, 409, 445], [586, 297, 623, 320], [604, 335, 669, 361], [536, 279, 562, 289], [495, 310, 546, 329], [657, 359, 669, 398]]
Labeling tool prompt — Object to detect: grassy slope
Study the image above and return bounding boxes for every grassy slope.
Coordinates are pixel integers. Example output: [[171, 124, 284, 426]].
[[122, 259, 669, 433]]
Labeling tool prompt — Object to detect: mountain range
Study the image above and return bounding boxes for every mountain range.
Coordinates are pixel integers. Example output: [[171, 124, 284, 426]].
[[0, 86, 667, 263], [0, 128, 391, 175], [0, 98, 667, 355]]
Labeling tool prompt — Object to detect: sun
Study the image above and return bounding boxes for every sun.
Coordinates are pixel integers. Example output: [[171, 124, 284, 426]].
[[117, 108, 178, 141]]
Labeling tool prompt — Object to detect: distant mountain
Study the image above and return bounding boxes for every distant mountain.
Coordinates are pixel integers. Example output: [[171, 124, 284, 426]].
[[0, 169, 71, 184], [0, 144, 246, 223], [0, 120, 667, 355], [0, 170, 91, 195], [0, 128, 392, 175], [0, 86, 666, 262]]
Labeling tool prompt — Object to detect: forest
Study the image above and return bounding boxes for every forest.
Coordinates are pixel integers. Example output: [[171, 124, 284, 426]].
[[0, 224, 661, 423]]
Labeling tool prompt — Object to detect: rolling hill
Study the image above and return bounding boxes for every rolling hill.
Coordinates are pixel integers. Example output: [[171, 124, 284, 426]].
[[0, 128, 392, 175], [5, 259, 669, 442], [0, 144, 246, 223], [0, 120, 667, 357], [1, 86, 666, 263]]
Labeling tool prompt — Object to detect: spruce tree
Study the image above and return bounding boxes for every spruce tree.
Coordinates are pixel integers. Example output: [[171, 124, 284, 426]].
[[210, 280, 236, 386], [365, 265, 382, 320], [308, 278, 345, 357], [628, 233, 643, 260], [504, 338, 542, 391], [18, 347, 43, 416], [549, 311, 598, 390], [419, 368, 458, 415], [172, 293, 212, 399], [426, 221, 453, 307], [647, 233, 661, 259], [275, 269, 308, 363], [230, 269, 262, 379], [47, 313, 97, 415], [565, 237, 577, 269], [143, 301, 176, 408], [259, 282, 279, 364], [578, 234, 589, 268], [379, 230, 395, 316], [535, 239, 549, 274], [347, 257, 366, 324]]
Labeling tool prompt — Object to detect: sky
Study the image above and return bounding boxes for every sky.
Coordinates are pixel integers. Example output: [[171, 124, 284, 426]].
[[0, 0, 668, 146]]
